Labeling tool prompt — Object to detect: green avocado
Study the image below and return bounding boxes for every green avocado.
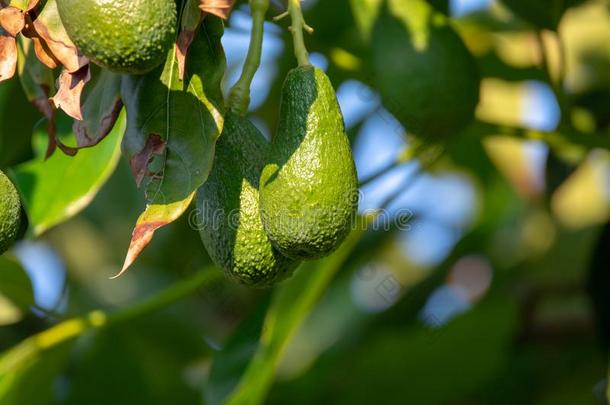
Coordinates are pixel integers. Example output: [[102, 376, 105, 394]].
[[371, 0, 480, 139], [259, 66, 359, 260], [0, 170, 21, 254], [57, 0, 177, 74], [197, 112, 299, 287], [500, 0, 584, 30]]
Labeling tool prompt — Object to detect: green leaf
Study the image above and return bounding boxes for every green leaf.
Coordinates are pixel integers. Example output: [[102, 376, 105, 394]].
[[16, 36, 55, 107], [9, 111, 126, 236], [121, 15, 225, 206], [0, 340, 74, 405], [224, 223, 369, 405], [205, 298, 271, 405], [0, 255, 34, 326], [119, 15, 225, 271]]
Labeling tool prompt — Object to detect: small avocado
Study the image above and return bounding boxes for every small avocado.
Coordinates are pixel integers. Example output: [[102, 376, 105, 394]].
[[197, 112, 299, 287], [259, 66, 359, 260], [371, 0, 480, 139], [0, 170, 21, 254], [57, 0, 177, 74]]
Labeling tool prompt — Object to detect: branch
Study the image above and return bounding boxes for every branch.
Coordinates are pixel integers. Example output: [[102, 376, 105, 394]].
[[0, 269, 222, 374], [286, 0, 312, 66], [228, 0, 270, 115]]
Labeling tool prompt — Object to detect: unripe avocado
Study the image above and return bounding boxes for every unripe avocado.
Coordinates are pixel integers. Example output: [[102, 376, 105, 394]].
[[259, 66, 359, 260], [371, 0, 480, 139], [57, 0, 177, 74], [0, 170, 21, 254], [197, 113, 299, 287]]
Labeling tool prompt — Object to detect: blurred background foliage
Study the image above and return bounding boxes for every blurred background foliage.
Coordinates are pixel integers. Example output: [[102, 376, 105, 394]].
[[1, 0, 610, 403]]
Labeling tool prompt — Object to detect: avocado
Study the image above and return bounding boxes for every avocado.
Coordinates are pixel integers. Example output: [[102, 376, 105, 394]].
[[259, 66, 359, 260], [501, 0, 584, 30], [0, 170, 21, 254], [197, 112, 299, 287], [57, 0, 177, 74], [371, 0, 480, 139]]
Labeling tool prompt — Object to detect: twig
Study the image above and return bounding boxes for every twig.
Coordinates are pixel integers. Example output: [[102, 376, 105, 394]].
[[228, 0, 270, 115]]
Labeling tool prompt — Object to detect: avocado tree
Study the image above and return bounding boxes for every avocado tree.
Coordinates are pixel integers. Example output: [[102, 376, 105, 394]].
[[0, 0, 609, 403]]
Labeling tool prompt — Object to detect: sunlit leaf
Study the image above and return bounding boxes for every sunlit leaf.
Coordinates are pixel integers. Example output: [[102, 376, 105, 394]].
[[120, 15, 226, 271], [9, 111, 126, 236], [177, 0, 204, 80]]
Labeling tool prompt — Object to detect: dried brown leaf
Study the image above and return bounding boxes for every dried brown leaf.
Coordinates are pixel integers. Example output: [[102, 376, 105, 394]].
[[31, 18, 85, 72], [49, 65, 91, 120], [115, 193, 195, 278], [199, 0, 235, 19], [0, 33, 17, 81], [0, 6, 24, 36]]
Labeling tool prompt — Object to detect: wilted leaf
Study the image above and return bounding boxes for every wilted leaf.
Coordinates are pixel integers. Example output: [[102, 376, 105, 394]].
[[0, 31, 17, 82], [27, 0, 86, 72], [116, 193, 195, 278], [0, 255, 34, 326], [49, 65, 91, 120], [120, 16, 225, 271], [0, 6, 25, 37], [73, 67, 123, 148], [17, 35, 57, 155], [199, 0, 235, 20], [9, 111, 126, 236]]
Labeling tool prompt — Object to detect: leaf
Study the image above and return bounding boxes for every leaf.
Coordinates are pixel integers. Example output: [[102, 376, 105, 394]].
[[0, 6, 25, 37], [0, 255, 34, 326], [27, 0, 86, 72], [73, 66, 122, 148], [120, 15, 226, 272], [0, 338, 74, 405], [224, 225, 369, 405], [199, 0, 235, 20], [114, 194, 195, 278], [205, 297, 271, 405], [16, 35, 57, 156], [9, 110, 126, 236], [49, 65, 90, 121], [0, 31, 16, 82], [177, 0, 204, 80]]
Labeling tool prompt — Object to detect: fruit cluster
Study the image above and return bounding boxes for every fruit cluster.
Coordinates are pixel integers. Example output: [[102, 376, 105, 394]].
[[198, 66, 359, 287]]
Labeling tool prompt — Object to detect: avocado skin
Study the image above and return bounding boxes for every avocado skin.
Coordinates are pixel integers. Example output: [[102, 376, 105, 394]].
[[197, 113, 299, 287], [371, 0, 480, 139], [0, 170, 21, 254], [259, 66, 359, 260], [57, 0, 176, 74]]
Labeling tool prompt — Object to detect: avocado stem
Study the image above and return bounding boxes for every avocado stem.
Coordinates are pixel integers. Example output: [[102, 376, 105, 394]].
[[228, 0, 270, 115], [287, 0, 312, 67]]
